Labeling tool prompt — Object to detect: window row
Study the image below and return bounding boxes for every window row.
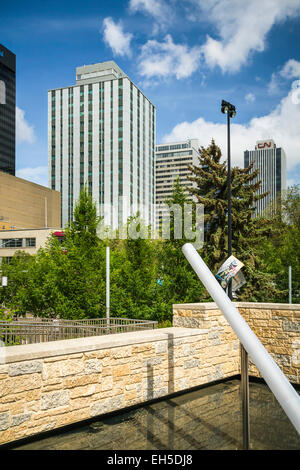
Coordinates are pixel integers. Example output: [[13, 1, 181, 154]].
[[0, 238, 36, 248]]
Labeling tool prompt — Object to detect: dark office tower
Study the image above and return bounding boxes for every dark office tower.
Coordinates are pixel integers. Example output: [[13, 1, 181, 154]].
[[0, 44, 16, 175], [244, 139, 286, 217]]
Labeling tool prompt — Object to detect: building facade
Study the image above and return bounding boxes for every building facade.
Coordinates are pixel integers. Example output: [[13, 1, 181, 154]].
[[0, 44, 15, 176], [0, 171, 61, 230], [0, 228, 61, 264], [244, 139, 287, 216], [48, 61, 156, 229], [155, 139, 199, 227]]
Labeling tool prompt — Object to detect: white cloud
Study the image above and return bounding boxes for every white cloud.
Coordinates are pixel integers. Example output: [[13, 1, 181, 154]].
[[16, 166, 48, 187], [138, 34, 202, 80], [279, 59, 300, 80], [132, 1, 300, 81], [287, 177, 299, 187], [268, 59, 300, 94], [195, 0, 300, 73], [268, 72, 280, 95], [129, 0, 168, 18], [245, 92, 255, 103], [16, 107, 35, 144], [102, 17, 133, 57], [162, 84, 300, 171], [129, 0, 172, 32]]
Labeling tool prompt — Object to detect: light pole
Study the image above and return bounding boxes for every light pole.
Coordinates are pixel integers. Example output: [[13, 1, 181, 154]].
[[106, 245, 110, 328], [289, 266, 292, 304], [221, 100, 250, 450]]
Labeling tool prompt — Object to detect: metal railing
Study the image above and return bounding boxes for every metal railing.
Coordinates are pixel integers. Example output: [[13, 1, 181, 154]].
[[182, 243, 300, 438], [0, 317, 158, 346]]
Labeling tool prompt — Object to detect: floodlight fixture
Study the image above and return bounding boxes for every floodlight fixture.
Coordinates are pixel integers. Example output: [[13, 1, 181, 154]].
[[221, 100, 236, 118]]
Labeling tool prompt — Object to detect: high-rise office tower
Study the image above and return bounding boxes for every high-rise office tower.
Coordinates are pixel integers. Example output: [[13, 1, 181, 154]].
[[244, 139, 286, 216], [0, 44, 16, 176], [49, 61, 156, 229], [155, 139, 199, 227]]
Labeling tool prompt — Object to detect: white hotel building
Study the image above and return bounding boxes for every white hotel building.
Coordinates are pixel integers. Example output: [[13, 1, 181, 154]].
[[48, 61, 156, 229]]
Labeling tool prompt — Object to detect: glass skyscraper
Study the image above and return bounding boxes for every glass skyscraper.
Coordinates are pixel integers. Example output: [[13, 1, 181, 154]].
[[244, 139, 287, 216], [0, 44, 16, 176], [48, 61, 156, 229]]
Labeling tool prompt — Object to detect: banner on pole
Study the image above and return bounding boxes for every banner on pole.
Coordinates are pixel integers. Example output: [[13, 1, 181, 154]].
[[216, 255, 244, 290]]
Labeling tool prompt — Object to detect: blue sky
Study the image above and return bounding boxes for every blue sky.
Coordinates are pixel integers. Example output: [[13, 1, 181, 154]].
[[2, 0, 300, 187]]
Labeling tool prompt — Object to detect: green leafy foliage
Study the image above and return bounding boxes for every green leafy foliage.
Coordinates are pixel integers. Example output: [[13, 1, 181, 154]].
[[156, 177, 205, 317], [1, 159, 297, 323], [0, 188, 106, 319], [259, 185, 300, 303]]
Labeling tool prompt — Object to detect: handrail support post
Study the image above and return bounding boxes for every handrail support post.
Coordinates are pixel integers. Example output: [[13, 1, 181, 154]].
[[241, 344, 250, 450]]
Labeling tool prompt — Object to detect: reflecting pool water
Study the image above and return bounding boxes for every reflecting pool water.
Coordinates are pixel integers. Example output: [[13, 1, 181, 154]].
[[13, 379, 300, 450]]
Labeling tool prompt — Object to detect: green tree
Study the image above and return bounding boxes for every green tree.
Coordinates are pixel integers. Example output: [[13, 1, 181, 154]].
[[65, 184, 101, 250], [187, 139, 279, 301], [0, 187, 106, 319], [110, 215, 161, 320], [0, 252, 33, 316], [157, 177, 205, 318], [260, 185, 300, 302]]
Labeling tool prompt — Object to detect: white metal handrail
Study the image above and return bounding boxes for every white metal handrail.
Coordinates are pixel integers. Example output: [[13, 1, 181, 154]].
[[182, 243, 300, 435]]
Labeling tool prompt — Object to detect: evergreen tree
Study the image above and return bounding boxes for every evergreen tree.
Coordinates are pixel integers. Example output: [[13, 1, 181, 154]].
[[187, 139, 278, 301]]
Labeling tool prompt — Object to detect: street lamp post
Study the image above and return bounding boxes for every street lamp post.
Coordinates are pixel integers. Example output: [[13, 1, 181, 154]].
[[221, 100, 250, 451], [106, 245, 110, 328], [221, 100, 236, 298]]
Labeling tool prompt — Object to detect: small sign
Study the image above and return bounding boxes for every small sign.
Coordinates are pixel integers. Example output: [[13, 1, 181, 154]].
[[216, 256, 244, 289], [232, 269, 246, 292], [0, 80, 6, 105], [1, 276, 7, 287]]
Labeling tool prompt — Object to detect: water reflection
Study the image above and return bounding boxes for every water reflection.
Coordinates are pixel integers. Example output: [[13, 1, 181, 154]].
[[13, 379, 300, 450]]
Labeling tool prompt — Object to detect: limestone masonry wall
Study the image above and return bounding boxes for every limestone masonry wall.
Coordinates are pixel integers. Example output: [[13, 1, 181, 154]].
[[0, 326, 239, 445], [0, 301, 298, 446], [173, 302, 300, 384]]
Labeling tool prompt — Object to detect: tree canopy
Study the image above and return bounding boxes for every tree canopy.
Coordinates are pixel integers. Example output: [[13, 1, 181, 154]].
[[1, 148, 298, 323], [187, 139, 280, 301]]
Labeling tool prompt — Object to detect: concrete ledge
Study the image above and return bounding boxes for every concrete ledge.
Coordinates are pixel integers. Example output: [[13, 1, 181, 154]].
[[0, 327, 207, 364], [173, 302, 300, 311]]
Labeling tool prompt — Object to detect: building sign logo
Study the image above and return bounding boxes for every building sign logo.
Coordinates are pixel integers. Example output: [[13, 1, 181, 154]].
[[257, 142, 272, 149], [256, 139, 275, 150]]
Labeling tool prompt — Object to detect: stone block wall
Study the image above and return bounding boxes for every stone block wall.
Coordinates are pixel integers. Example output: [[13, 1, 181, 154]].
[[16, 380, 243, 450], [0, 326, 239, 445], [2, 301, 297, 446], [173, 302, 300, 384]]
